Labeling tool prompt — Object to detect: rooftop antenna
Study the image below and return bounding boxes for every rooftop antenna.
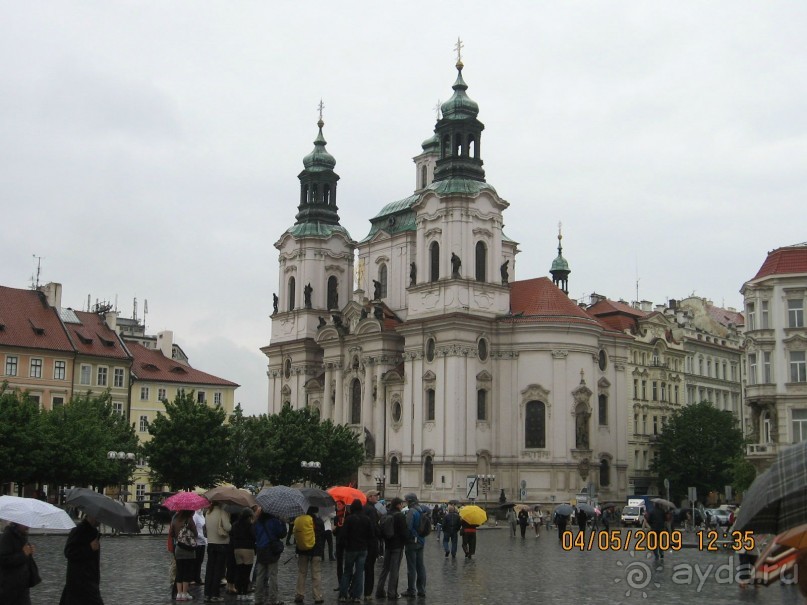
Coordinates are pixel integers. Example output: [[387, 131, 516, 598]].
[[635, 254, 640, 305], [143, 299, 148, 333], [133, 297, 138, 322], [87, 294, 91, 312], [114, 294, 118, 312], [31, 254, 43, 289]]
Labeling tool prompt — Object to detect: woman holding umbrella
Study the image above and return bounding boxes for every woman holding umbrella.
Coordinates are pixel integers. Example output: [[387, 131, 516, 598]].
[[59, 515, 104, 605], [0, 521, 38, 605], [170, 510, 199, 602]]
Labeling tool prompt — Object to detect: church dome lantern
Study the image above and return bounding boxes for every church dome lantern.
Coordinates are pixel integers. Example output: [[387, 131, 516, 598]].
[[295, 101, 341, 226]]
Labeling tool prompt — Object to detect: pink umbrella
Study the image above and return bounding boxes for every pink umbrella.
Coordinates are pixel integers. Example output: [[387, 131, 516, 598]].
[[163, 491, 210, 511]]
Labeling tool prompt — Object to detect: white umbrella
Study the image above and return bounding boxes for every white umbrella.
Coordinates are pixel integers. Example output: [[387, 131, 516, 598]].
[[0, 495, 76, 531]]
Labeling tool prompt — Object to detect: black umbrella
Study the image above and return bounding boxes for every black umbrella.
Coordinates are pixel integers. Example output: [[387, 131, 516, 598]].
[[554, 503, 574, 516], [734, 440, 807, 534], [498, 502, 516, 510], [65, 488, 140, 533], [299, 487, 335, 510]]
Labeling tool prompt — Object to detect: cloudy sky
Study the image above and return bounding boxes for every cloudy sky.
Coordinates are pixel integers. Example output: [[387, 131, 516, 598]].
[[2, 2, 805, 416]]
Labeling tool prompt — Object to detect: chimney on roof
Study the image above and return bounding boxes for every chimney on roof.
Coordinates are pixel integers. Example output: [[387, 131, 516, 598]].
[[38, 282, 62, 308], [669, 299, 677, 310], [589, 292, 606, 305], [104, 310, 118, 332], [639, 300, 653, 312], [157, 330, 173, 359]]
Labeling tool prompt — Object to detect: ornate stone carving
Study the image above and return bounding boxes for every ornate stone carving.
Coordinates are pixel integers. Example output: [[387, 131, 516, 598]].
[[552, 349, 569, 359]]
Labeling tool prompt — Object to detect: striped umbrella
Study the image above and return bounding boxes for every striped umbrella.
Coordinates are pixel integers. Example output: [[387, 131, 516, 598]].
[[256, 486, 308, 521], [734, 440, 807, 534]]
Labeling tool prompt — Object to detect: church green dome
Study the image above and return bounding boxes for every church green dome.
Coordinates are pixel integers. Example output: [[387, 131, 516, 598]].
[[551, 254, 570, 272], [302, 120, 336, 172], [421, 133, 439, 152], [440, 65, 479, 120]]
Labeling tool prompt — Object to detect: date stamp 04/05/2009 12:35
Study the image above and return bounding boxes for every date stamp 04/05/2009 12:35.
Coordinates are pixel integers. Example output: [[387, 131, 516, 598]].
[[561, 530, 756, 553]]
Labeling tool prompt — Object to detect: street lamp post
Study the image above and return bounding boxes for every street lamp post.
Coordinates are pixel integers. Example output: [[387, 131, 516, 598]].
[[107, 451, 135, 502], [374, 474, 386, 499], [300, 461, 321, 487]]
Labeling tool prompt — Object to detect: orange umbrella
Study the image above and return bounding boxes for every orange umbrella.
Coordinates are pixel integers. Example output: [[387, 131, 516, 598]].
[[327, 486, 367, 506], [775, 522, 807, 551]]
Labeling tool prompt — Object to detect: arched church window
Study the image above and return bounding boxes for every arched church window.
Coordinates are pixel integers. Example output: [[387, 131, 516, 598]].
[[600, 458, 611, 487], [424, 455, 434, 485], [288, 277, 296, 311], [442, 135, 450, 158], [468, 134, 476, 158], [420, 165, 427, 188], [454, 133, 463, 156], [327, 276, 338, 310], [599, 394, 608, 426], [378, 265, 388, 298], [311, 184, 318, 203], [477, 389, 487, 421], [350, 378, 361, 424], [323, 184, 331, 205], [429, 242, 440, 282], [390, 456, 399, 485], [425, 389, 435, 421], [475, 241, 486, 282], [525, 401, 546, 448], [301, 184, 308, 205]]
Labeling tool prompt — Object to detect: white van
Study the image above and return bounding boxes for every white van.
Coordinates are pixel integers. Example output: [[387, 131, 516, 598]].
[[621, 499, 646, 526]]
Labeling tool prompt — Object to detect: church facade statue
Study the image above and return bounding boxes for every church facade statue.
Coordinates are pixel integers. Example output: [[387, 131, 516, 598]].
[[500, 260, 509, 284], [304, 283, 313, 309], [451, 252, 461, 278]]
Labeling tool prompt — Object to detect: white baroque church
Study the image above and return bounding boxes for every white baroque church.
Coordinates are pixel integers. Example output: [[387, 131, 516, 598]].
[[263, 57, 631, 505]]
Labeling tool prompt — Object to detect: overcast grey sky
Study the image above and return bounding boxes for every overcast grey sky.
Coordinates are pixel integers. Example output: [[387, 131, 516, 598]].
[[2, 2, 805, 416]]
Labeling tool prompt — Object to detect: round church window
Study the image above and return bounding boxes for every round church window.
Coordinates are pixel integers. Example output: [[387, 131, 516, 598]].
[[425, 338, 436, 362], [478, 338, 488, 361], [392, 400, 402, 423], [598, 349, 608, 371]]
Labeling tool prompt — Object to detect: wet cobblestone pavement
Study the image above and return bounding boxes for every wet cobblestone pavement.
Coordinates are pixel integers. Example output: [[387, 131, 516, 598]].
[[25, 528, 803, 605]]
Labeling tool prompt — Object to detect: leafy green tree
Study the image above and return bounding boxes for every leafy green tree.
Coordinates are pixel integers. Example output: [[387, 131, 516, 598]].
[[142, 390, 228, 490], [0, 383, 44, 493], [40, 391, 139, 488], [223, 404, 265, 488], [731, 456, 757, 497], [651, 401, 745, 502], [317, 420, 365, 487]]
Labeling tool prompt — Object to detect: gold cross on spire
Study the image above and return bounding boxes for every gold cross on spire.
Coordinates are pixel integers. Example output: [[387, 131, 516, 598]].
[[317, 99, 325, 123], [454, 37, 464, 66], [434, 99, 442, 120]]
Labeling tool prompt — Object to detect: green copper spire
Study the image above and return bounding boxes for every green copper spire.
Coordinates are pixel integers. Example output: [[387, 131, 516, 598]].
[[432, 40, 486, 183], [550, 222, 571, 294], [295, 101, 341, 226]]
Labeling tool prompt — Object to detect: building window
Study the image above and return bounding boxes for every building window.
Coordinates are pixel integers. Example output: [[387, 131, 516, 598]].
[[598, 350, 608, 371], [641, 380, 647, 400], [392, 400, 402, 423], [793, 409, 807, 443], [477, 338, 488, 361], [97, 367, 108, 386], [80, 365, 91, 385], [426, 389, 436, 421], [378, 264, 388, 299], [600, 458, 610, 487], [112, 401, 123, 415], [52, 396, 64, 408], [633, 379, 638, 399], [54, 360, 66, 380], [698, 357, 703, 375], [429, 241, 440, 282], [652, 381, 658, 401], [424, 455, 434, 485], [214, 392, 222, 405], [113, 368, 125, 388], [4, 356, 18, 376], [746, 302, 756, 330], [660, 383, 667, 402], [350, 378, 361, 424], [790, 351, 806, 383], [139, 415, 149, 432], [653, 416, 658, 435], [327, 276, 338, 309], [154, 388, 164, 401], [288, 277, 296, 311], [761, 301, 770, 328], [674, 385, 679, 404], [477, 390, 487, 421], [525, 401, 546, 448], [598, 394, 607, 426], [420, 165, 427, 188], [390, 456, 399, 485], [788, 300, 804, 328], [475, 241, 486, 281], [284, 359, 292, 379], [140, 387, 149, 401], [30, 358, 43, 379], [197, 391, 206, 404], [763, 352, 772, 383], [425, 338, 436, 362], [748, 354, 757, 385], [136, 484, 146, 499]]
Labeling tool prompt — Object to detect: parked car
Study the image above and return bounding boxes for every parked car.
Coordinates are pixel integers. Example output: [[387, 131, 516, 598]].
[[705, 508, 731, 527]]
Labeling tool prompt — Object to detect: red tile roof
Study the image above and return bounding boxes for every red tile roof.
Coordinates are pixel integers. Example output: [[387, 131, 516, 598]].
[[505, 277, 605, 327], [587, 298, 648, 333], [64, 310, 131, 360], [0, 285, 74, 351], [753, 244, 807, 280], [128, 341, 238, 387], [705, 303, 744, 328]]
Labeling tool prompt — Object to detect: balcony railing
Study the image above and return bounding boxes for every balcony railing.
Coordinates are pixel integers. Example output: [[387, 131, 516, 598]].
[[747, 443, 777, 456]]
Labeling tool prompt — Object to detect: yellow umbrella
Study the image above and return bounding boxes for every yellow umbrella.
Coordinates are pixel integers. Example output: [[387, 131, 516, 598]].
[[775, 522, 807, 551], [458, 504, 487, 526]]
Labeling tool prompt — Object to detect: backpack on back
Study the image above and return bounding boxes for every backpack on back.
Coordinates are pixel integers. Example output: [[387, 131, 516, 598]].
[[381, 514, 395, 539], [293, 514, 316, 551], [416, 508, 432, 537]]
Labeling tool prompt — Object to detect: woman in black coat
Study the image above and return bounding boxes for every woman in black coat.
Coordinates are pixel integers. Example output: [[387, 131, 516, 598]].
[[59, 516, 103, 605], [0, 522, 37, 605]]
